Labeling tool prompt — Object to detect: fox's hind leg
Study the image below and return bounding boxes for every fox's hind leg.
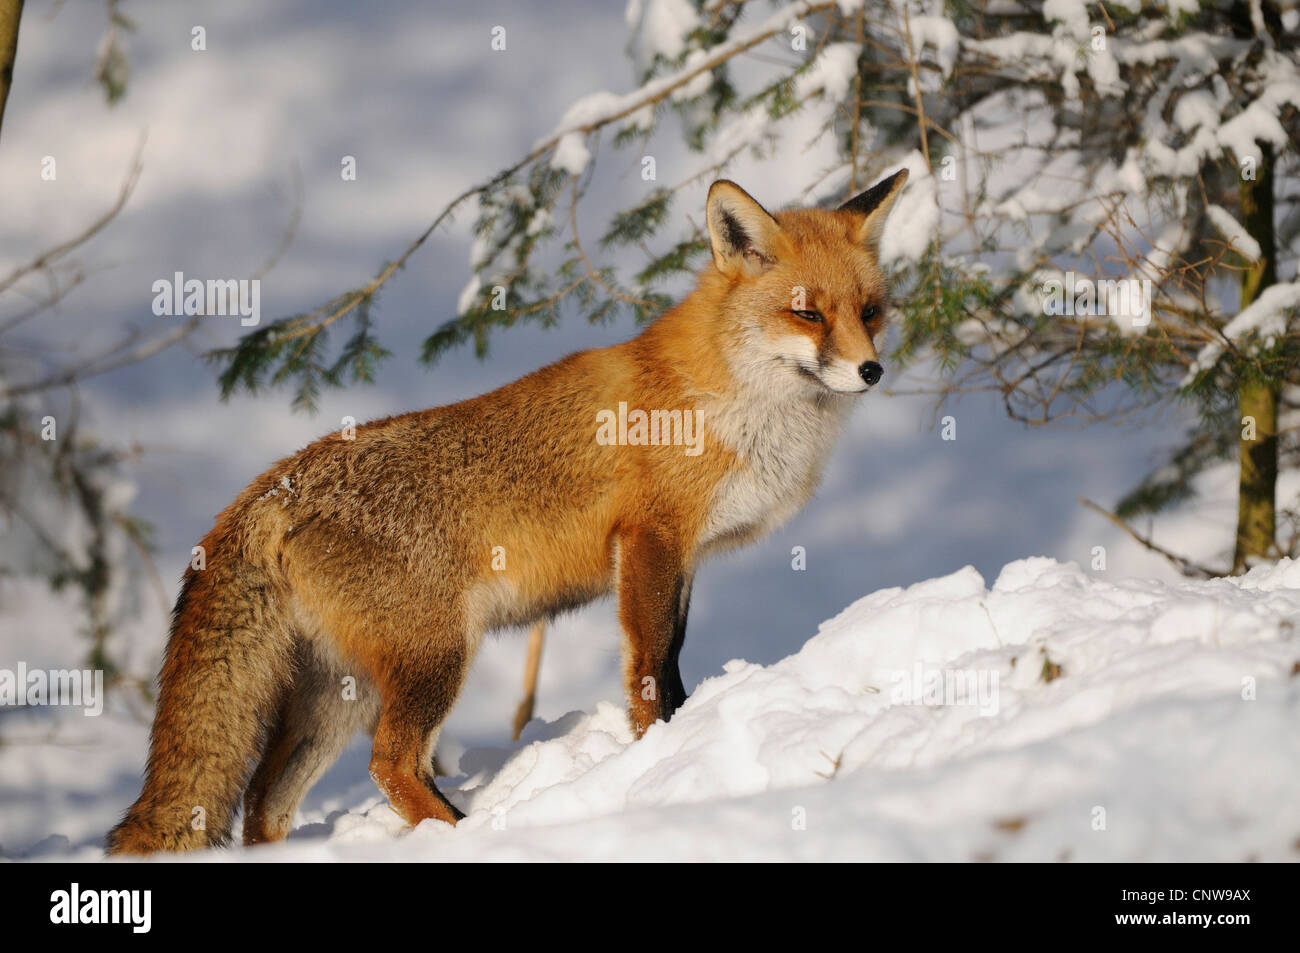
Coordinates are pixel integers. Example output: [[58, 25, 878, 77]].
[[243, 639, 380, 845], [364, 638, 469, 828]]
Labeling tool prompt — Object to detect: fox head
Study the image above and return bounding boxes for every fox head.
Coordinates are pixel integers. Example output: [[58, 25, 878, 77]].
[[704, 170, 908, 395]]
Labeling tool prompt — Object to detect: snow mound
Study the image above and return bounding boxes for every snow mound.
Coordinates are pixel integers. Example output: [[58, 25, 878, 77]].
[[243, 558, 1300, 861], [11, 558, 1300, 861]]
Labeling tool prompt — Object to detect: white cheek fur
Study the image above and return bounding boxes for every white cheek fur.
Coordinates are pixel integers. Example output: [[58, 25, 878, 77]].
[[769, 333, 819, 364], [754, 330, 867, 394]]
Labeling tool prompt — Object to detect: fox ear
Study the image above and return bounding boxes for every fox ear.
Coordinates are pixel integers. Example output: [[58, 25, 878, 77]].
[[706, 180, 783, 278], [839, 169, 909, 255]]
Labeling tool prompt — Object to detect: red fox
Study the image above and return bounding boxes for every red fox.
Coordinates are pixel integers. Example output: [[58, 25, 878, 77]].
[[106, 170, 909, 853]]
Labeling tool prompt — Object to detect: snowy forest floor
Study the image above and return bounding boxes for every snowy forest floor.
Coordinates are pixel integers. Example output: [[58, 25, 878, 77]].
[[3, 557, 1299, 862]]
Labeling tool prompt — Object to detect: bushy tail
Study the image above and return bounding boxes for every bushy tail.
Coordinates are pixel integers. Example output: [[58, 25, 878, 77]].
[[106, 555, 292, 855]]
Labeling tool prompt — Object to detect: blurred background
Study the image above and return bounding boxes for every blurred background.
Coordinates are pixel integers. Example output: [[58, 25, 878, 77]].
[[0, 0, 1250, 780]]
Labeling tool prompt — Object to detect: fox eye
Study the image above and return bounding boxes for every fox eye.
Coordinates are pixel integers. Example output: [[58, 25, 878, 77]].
[[792, 310, 824, 324], [861, 304, 878, 323]]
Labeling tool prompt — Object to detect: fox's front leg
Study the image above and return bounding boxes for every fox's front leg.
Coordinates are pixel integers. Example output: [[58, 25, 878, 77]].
[[617, 525, 690, 735]]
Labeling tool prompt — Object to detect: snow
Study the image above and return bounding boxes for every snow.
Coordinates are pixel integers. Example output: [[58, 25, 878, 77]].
[[539, 0, 819, 148], [1173, 90, 1220, 136], [1220, 281, 1300, 344], [619, 103, 656, 133], [456, 275, 481, 316], [1215, 51, 1300, 166], [1043, 0, 1089, 40], [1138, 216, 1188, 284], [1205, 204, 1262, 262], [553, 90, 630, 134], [626, 0, 699, 66], [551, 132, 592, 177], [963, 31, 1056, 67], [669, 49, 713, 102], [5, 557, 1299, 862], [793, 43, 860, 103], [1125, 45, 1298, 177], [707, 104, 772, 167], [908, 16, 959, 80], [1184, 281, 1300, 382], [879, 151, 937, 265]]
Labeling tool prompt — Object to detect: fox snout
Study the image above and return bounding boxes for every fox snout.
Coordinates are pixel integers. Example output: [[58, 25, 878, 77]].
[[817, 353, 883, 393]]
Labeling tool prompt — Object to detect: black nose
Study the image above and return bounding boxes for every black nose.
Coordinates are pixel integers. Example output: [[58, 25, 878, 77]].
[[859, 361, 883, 387]]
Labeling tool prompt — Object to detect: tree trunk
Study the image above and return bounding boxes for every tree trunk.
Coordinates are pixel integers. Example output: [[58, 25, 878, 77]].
[[1232, 143, 1278, 573], [0, 0, 22, 142]]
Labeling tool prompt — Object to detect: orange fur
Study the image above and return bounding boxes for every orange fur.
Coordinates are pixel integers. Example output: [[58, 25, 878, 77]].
[[105, 172, 909, 853]]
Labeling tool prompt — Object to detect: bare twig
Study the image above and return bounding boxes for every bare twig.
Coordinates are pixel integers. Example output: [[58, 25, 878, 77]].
[[1, 151, 303, 398], [0, 137, 143, 300], [1079, 497, 1224, 579]]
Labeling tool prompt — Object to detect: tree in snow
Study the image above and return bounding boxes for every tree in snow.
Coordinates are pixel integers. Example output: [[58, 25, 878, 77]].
[[213, 0, 1300, 574]]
